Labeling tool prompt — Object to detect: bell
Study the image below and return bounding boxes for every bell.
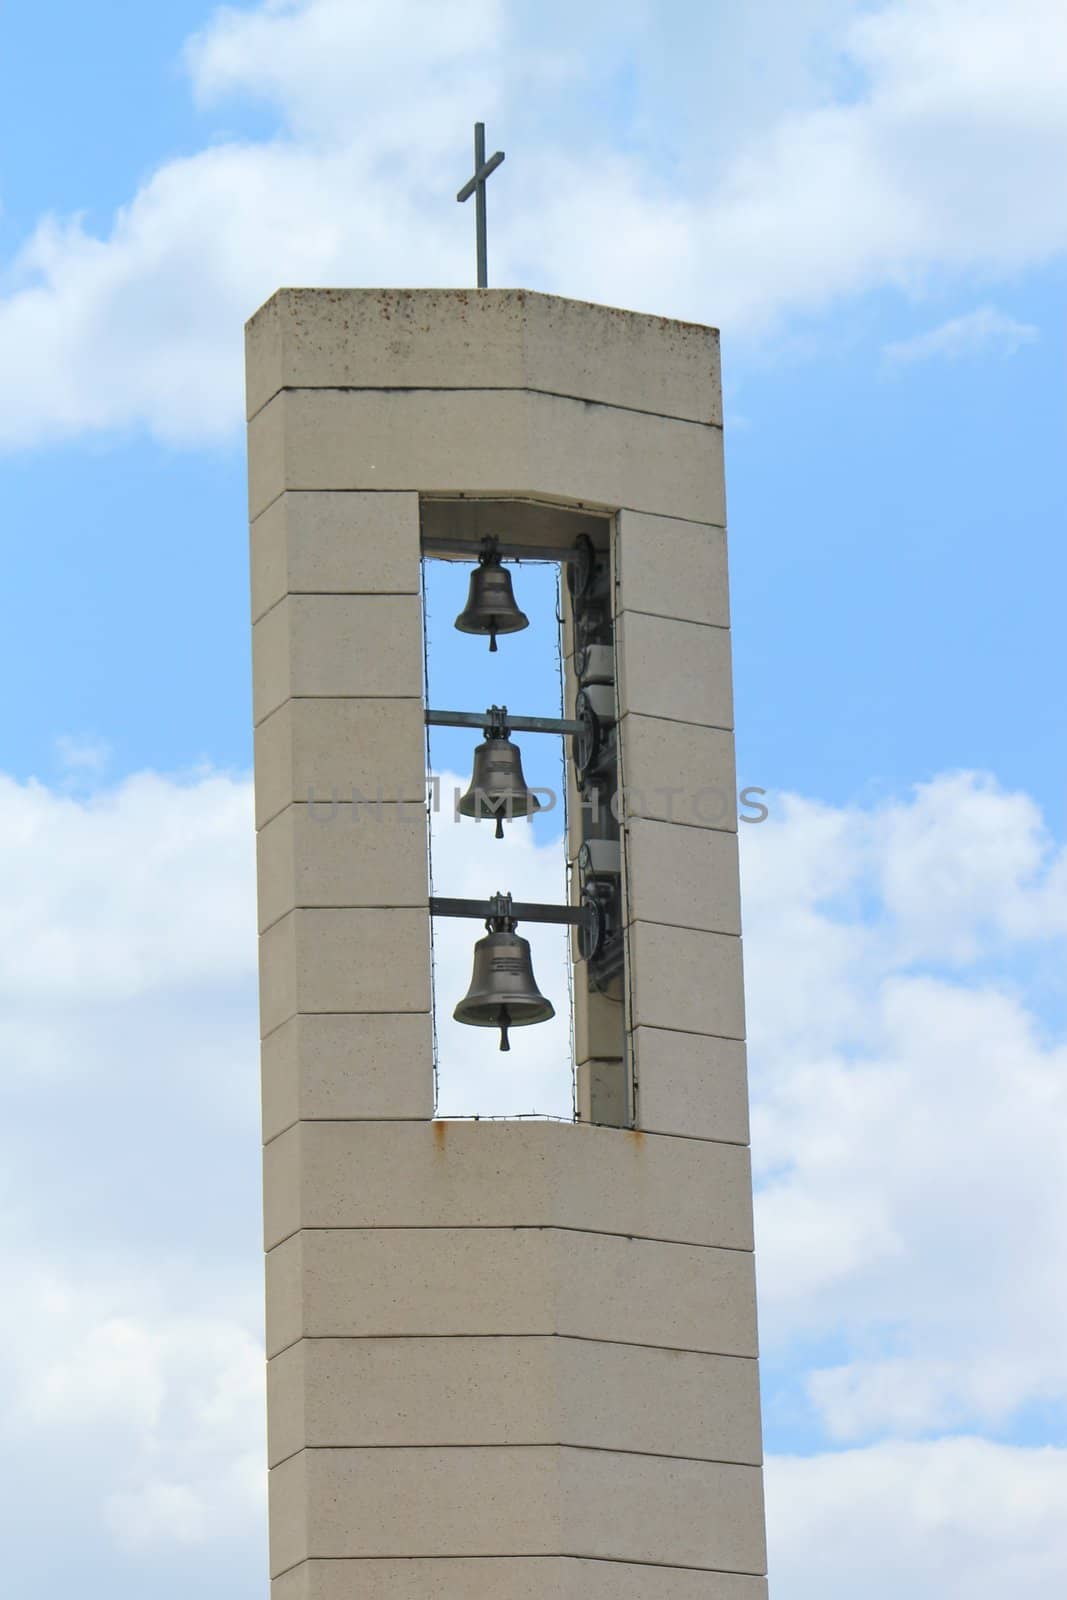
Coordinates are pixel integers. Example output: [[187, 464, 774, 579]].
[[453, 902, 555, 1051], [458, 726, 541, 839], [454, 548, 529, 652]]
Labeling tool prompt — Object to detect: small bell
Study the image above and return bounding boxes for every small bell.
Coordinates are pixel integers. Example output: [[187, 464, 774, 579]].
[[453, 895, 555, 1051], [458, 708, 541, 838], [454, 541, 529, 652]]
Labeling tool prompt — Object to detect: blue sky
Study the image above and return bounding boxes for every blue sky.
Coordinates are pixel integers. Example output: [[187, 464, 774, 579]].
[[1, 2, 1066, 1596]]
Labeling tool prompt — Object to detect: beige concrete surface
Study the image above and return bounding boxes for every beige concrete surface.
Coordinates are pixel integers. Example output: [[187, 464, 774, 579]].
[[265, 1227, 758, 1360], [421, 496, 609, 558], [250, 490, 420, 621], [572, 986, 627, 1064], [619, 713, 738, 829], [628, 922, 745, 1040], [254, 696, 426, 828], [273, 1558, 768, 1600], [261, 1012, 433, 1141], [248, 285, 767, 1591], [252, 593, 424, 724], [269, 1445, 765, 1574], [624, 817, 742, 934], [256, 801, 428, 932], [262, 1119, 754, 1251], [575, 1058, 631, 1126], [248, 389, 724, 526], [616, 510, 729, 626], [245, 288, 722, 426], [615, 611, 733, 730], [259, 909, 432, 1036], [634, 1028, 750, 1144], [267, 1335, 761, 1467]]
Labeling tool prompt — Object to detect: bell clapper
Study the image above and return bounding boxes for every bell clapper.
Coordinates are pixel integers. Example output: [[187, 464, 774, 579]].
[[498, 1007, 512, 1052]]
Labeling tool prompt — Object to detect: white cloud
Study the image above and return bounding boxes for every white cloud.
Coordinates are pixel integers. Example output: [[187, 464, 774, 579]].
[[883, 305, 1039, 367], [55, 733, 112, 774], [767, 1438, 1067, 1598], [0, 1257, 266, 1556], [0, 769, 256, 1006], [0, 0, 1065, 446], [742, 772, 1067, 1439]]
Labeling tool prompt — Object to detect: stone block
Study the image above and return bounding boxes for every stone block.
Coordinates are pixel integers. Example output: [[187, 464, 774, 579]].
[[619, 713, 737, 829], [265, 1227, 758, 1360], [628, 922, 746, 1040], [256, 802, 428, 932], [252, 594, 424, 724], [267, 1335, 761, 1467], [261, 1012, 433, 1141], [624, 817, 741, 934], [616, 612, 733, 729], [269, 1445, 765, 1574], [247, 389, 724, 526], [576, 1058, 630, 1127], [250, 491, 420, 622], [245, 288, 722, 426], [635, 1028, 750, 1144], [616, 510, 730, 626], [572, 986, 627, 1063], [262, 1119, 753, 1250], [273, 1559, 768, 1600], [254, 697, 426, 828], [258, 909, 432, 1037]]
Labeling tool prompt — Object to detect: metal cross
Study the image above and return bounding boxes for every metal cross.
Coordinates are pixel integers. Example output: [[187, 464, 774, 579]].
[[457, 121, 505, 289]]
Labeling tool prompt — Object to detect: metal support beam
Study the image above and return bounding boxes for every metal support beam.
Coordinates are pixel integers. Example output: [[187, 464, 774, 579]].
[[430, 896, 588, 928], [426, 707, 583, 736], [421, 536, 585, 562]]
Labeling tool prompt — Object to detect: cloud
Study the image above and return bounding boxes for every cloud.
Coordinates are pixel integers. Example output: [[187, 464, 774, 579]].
[[55, 733, 112, 774], [883, 305, 1039, 367], [767, 1438, 1067, 1598], [0, 0, 1065, 446], [0, 1256, 266, 1559], [742, 772, 1067, 1440], [0, 768, 256, 1005]]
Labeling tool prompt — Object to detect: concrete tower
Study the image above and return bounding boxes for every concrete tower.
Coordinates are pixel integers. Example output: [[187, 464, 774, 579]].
[[248, 288, 767, 1599]]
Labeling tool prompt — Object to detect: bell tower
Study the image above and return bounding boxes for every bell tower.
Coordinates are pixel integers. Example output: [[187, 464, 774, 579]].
[[248, 288, 767, 1599]]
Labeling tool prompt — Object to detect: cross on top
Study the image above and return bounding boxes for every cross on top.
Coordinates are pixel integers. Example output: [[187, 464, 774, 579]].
[[457, 122, 505, 289]]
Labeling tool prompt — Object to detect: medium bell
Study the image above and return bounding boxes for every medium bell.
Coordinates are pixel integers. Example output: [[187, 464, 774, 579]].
[[458, 718, 541, 839], [454, 545, 529, 652], [453, 899, 555, 1051]]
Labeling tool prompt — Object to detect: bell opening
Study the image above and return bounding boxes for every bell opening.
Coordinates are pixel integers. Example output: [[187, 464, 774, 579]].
[[421, 508, 615, 1121]]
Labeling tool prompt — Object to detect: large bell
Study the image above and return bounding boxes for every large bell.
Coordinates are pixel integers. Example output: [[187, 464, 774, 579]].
[[453, 906, 555, 1051], [458, 725, 541, 839], [454, 547, 529, 652]]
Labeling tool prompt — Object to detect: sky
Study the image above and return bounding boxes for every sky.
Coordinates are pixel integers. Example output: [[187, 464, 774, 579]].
[[0, 0, 1065, 1594]]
